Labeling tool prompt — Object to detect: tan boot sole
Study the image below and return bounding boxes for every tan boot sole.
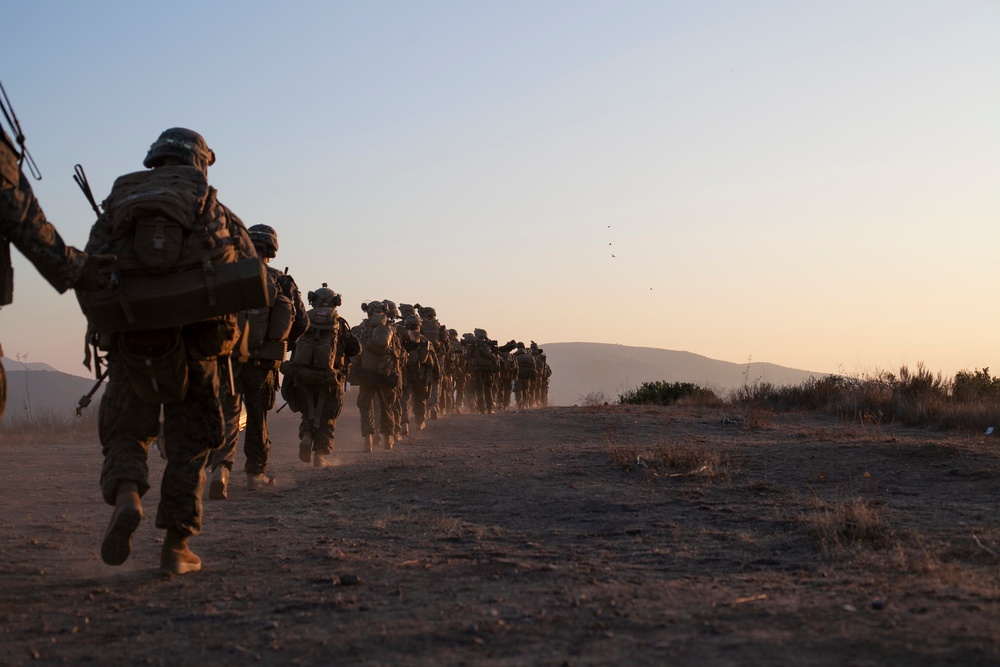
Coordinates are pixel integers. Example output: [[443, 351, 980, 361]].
[[101, 502, 142, 566]]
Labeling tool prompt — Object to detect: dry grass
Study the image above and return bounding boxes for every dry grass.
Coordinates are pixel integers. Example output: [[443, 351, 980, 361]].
[[806, 496, 896, 553], [609, 436, 730, 481], [0, 406, 97, 438]]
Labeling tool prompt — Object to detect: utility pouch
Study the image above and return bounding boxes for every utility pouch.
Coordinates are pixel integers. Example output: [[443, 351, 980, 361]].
[[118, 330, 189, 404], [0, 241, 12, 306]]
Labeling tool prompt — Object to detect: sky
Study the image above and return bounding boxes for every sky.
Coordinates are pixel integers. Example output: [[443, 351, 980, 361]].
[[1, 0, 997, 380]]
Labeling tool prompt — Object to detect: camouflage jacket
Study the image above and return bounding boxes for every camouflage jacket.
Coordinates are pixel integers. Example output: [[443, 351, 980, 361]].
[[1, 128, 86, 297]]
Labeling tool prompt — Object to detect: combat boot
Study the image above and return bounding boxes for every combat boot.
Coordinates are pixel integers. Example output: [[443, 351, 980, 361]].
[[314, 452, 332, 468], [101, 481, 143, 566], [401, 422, 409, 436], [298, 433, 313, 463], [364, 434, 374, 452], [383, 433, 394, 450], [247, 471, 275, 491], [160, 529, 201, 575], [209, 466, 229, 500], [417, 419, 426, 431]]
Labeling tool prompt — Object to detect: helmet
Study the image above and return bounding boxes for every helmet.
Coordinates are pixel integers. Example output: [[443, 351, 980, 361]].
[[474, 328, 488, 340], [418, 305, 436, 319], [399, 303, 415, 317], [143, 128, 216, 170], [365, 300, 386, 314], [382, 300, 399, 320], [404, 314, 420, 328], [307, 283, 341, 308], [448, 329, 458, 338], [247, 224, 278, 258]]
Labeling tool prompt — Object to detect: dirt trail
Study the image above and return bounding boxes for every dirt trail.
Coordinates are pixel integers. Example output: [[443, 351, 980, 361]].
[[1, 404, 999, 665]]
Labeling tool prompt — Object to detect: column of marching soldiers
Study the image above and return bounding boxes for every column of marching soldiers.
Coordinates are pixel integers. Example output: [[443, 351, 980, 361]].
[[2, 117, 553, 575], [276, 292, 555, 461]]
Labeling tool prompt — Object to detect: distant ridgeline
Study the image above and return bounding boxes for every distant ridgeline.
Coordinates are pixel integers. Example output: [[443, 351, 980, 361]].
[[541, 343, 825, 407], [1, 358, 100, 416]]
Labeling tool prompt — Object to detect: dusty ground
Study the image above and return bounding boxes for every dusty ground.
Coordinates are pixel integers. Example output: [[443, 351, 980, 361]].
[[1, 402, 999, 665]]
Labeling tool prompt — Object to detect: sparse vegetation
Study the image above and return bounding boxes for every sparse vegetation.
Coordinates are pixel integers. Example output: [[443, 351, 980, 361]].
[[621, 364, 1000, 433], [0, 406, 97, 437]]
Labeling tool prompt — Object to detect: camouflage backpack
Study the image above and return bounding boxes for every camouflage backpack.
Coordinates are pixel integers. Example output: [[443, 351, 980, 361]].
[[77, 165, 269, 333], [244, 266, 295, 361], [290, 307, 340, 383]]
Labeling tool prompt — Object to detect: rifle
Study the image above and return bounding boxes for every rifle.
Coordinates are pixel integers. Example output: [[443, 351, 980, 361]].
[[72, 164, 102, 217], [0, 78, 41, 179], [76, 367, 109, 417]]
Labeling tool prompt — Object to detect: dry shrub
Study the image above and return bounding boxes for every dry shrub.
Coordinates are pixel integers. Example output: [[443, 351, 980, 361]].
[[807, 496, 895, 553], [578, 390, 610, 409], [609, 436, 729, 481]]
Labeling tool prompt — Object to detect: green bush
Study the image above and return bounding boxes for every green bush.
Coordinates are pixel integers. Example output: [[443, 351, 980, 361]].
[[618, 381, 718, 406]]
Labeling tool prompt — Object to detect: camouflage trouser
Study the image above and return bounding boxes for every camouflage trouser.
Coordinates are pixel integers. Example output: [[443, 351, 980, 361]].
[[454, 372, 467, 412], [402, 367, 430, 426], [439, 372, 454, 415], [298, 384, 343, 455], [468, 370, 495, 414], [0, 341, 5, 419], [357, 382, 395, 436], [499, 374, 514, 410], [99, 352, 223, 538], [210, 361, 277, 475], [389, 376, 404, 437]]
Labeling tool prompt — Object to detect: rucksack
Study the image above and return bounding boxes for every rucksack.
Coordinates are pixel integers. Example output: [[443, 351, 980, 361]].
[[77, 165, 269, 333], [517, 352, 538, 380], [245, 267, 295, 361], [467, 341, 497, 371], [292, 308, 338, 368]]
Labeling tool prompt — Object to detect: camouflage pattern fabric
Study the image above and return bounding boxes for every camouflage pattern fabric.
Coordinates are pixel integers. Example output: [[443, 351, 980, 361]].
[[92, 157, 254, 537], [210, 361, 277, 475], [298, 384, 343, 455], [99, 341, 223, 537], [356, 383, 396, 437], [296, 317, 358, 454], [0, 130, 86, 295]]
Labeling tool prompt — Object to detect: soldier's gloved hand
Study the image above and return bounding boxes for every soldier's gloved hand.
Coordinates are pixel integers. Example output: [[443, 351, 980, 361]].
[[74, 253, 116, 291]]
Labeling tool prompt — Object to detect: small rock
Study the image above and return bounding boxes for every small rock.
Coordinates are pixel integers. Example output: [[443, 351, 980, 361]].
[[871, 598, 886, 610], [842, 604, 857, 612], [337, 574, 361, 586]]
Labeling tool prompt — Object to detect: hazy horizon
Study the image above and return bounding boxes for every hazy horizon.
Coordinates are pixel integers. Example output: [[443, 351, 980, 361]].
[[3, 1, 997, 379]]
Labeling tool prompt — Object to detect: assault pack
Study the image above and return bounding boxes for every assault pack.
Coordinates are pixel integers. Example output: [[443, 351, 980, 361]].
[[244, 267, 295, 361], [289, 306, 341, 385], [354, 311, 398, 386], [76, 165, 269, 333]]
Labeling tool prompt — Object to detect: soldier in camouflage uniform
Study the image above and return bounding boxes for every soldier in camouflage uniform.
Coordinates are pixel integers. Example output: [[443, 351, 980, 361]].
[[464, 329, 499, 414], [208, 224, 308, 498], [0, 118, 112, 418], [281, 285, 359, 467], [351, 300, 401, 451], [400, 313, 438, 432], [88, 128, 256, 575]]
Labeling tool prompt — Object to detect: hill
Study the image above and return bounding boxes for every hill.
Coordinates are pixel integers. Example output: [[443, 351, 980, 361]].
[[2, 357, 101, 418], [541, 342, 827, 406]]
